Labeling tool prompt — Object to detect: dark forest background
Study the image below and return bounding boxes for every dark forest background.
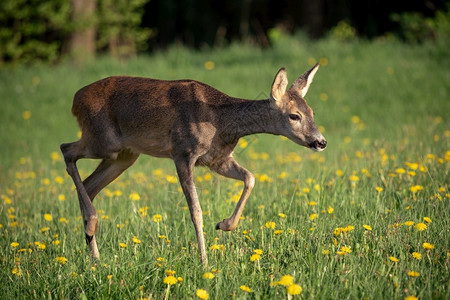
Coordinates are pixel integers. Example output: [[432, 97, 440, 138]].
[[1, 0, 449, 64]]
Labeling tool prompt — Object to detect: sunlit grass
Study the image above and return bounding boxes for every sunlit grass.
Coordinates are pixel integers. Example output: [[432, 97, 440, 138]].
[[0, 37, 449, 299]]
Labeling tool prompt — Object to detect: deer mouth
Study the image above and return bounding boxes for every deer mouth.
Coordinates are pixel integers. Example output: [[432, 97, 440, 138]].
[[308, 139, 327, 152]]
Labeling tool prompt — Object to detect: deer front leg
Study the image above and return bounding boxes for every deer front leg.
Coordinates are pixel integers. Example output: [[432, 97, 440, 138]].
[[211, 157, 255, 231], [174, 155, 208, 266]]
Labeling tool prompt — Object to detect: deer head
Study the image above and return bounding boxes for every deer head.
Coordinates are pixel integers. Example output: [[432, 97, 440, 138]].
[[270, 64, 327, 152]]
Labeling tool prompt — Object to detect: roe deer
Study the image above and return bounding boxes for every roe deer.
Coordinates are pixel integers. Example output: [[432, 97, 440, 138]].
[[60, 64, 326, 266]]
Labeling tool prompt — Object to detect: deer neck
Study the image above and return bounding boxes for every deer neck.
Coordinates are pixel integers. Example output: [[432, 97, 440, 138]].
[[219, 99, 279, 142]]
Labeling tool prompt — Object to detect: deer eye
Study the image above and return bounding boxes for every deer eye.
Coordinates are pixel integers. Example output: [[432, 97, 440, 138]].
[[289, 114, 301, 121]]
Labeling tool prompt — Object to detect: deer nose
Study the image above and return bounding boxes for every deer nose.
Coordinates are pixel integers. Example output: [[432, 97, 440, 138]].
[[309, 139, 327, 150], [317, 139, 327, 149]]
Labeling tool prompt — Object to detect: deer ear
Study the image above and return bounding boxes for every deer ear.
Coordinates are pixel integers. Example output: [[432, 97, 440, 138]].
[[289, 63, 320, 98], [271, 67, 288, 102]]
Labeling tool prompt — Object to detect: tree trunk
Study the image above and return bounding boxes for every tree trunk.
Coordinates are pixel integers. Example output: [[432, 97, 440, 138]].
[[69, 0, 97, 62]]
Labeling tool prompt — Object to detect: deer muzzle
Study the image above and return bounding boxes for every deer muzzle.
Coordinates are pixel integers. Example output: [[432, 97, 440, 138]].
[[309, 139, 327, 152]]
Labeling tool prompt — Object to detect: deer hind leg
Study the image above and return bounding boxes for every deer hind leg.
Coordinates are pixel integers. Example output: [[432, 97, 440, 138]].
[[174, 154, 208, 266], [83, 149, 139, 201], [211, 157, 255, 231], [81, 150, 139, 258], [60, 139, 126, 259]]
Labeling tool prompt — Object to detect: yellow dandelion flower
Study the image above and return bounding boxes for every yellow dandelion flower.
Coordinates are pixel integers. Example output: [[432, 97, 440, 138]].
[[58, 194, 66, 201], [177, 277, 183, 282], [287, 284, 303, 295], [129, 192, 140, 201], [278, 275, 294, 286], [240, 285, 252, 293], [327, 206, 334, 214], [204, 61, 215, 70], [349, 175, 359, 182], [407, 271, 420, 277], [404, 296, 418, 300], [166, 175, 178, 183], [309, 213, 318, 221], [40, 226, 50, 233], [132, 236, 141, 244], [54, 176, 64, 184], [53, 240, 60, 245], [363, 224, 372, 231], [238, 139, 248, 149], [322, 249, 330, 255], [334, 227, 343, 236], [422, 242, 434, 250], [340, 246, 352, 253], [404, 221, 414, 227], [395, 168, 406, 174], [308, 201, 317, 206], [22, 110, 31, 120], [265, 221, 276, 229], [11, 242, 19, 248], [209, 244, 224, 251], [50, 152, 61, 162], [258, 174, 271, 182], [375, 186, 383, 192], [202, 272, 215, 279], [409, 185, 424, 193], [278, 171, 288, 179], [254, 249, 263, 255], [153, 214, 163, 223], [107, 274, 113, 280], [164, 275, 178, 285], [34, 241, 46, 250], [12, 267, 22, 276], [274, 230, 283, 235], [412, 252, 422, 260], [44, 213, 52, 221], [119, 243, 127, 248], [415, 223, 427, 231], [165, 269, 176, 276], [55, 256, 68, 265], [342, 225, 355, 232], [389, 256, 399, 262], [250, 254, 261, 261], [153, 168, 163, 176], [139, 206, 148, 217], [423, 217, 432, 223], [278, 212, 286, 218], [196, 288, 209, 300]]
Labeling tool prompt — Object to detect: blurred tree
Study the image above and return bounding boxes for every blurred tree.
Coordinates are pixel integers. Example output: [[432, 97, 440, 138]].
[[68, 0, 97, 61], [0, 0, 70, 64], [97, 0, 153, 58]]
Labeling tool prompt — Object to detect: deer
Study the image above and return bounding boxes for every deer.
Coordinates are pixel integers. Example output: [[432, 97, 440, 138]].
[[60, 64, 326, 266]]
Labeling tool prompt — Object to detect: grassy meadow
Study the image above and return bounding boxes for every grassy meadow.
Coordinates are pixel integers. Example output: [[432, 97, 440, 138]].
[[0, 36, 449, 299]]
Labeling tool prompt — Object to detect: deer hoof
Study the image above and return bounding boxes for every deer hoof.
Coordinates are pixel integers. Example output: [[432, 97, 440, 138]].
[[215, 219, 236, 231], [215, 220, 223, 230]]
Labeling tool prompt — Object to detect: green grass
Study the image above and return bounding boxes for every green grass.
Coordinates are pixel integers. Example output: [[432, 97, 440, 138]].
[[0, 36, 449, 299]]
